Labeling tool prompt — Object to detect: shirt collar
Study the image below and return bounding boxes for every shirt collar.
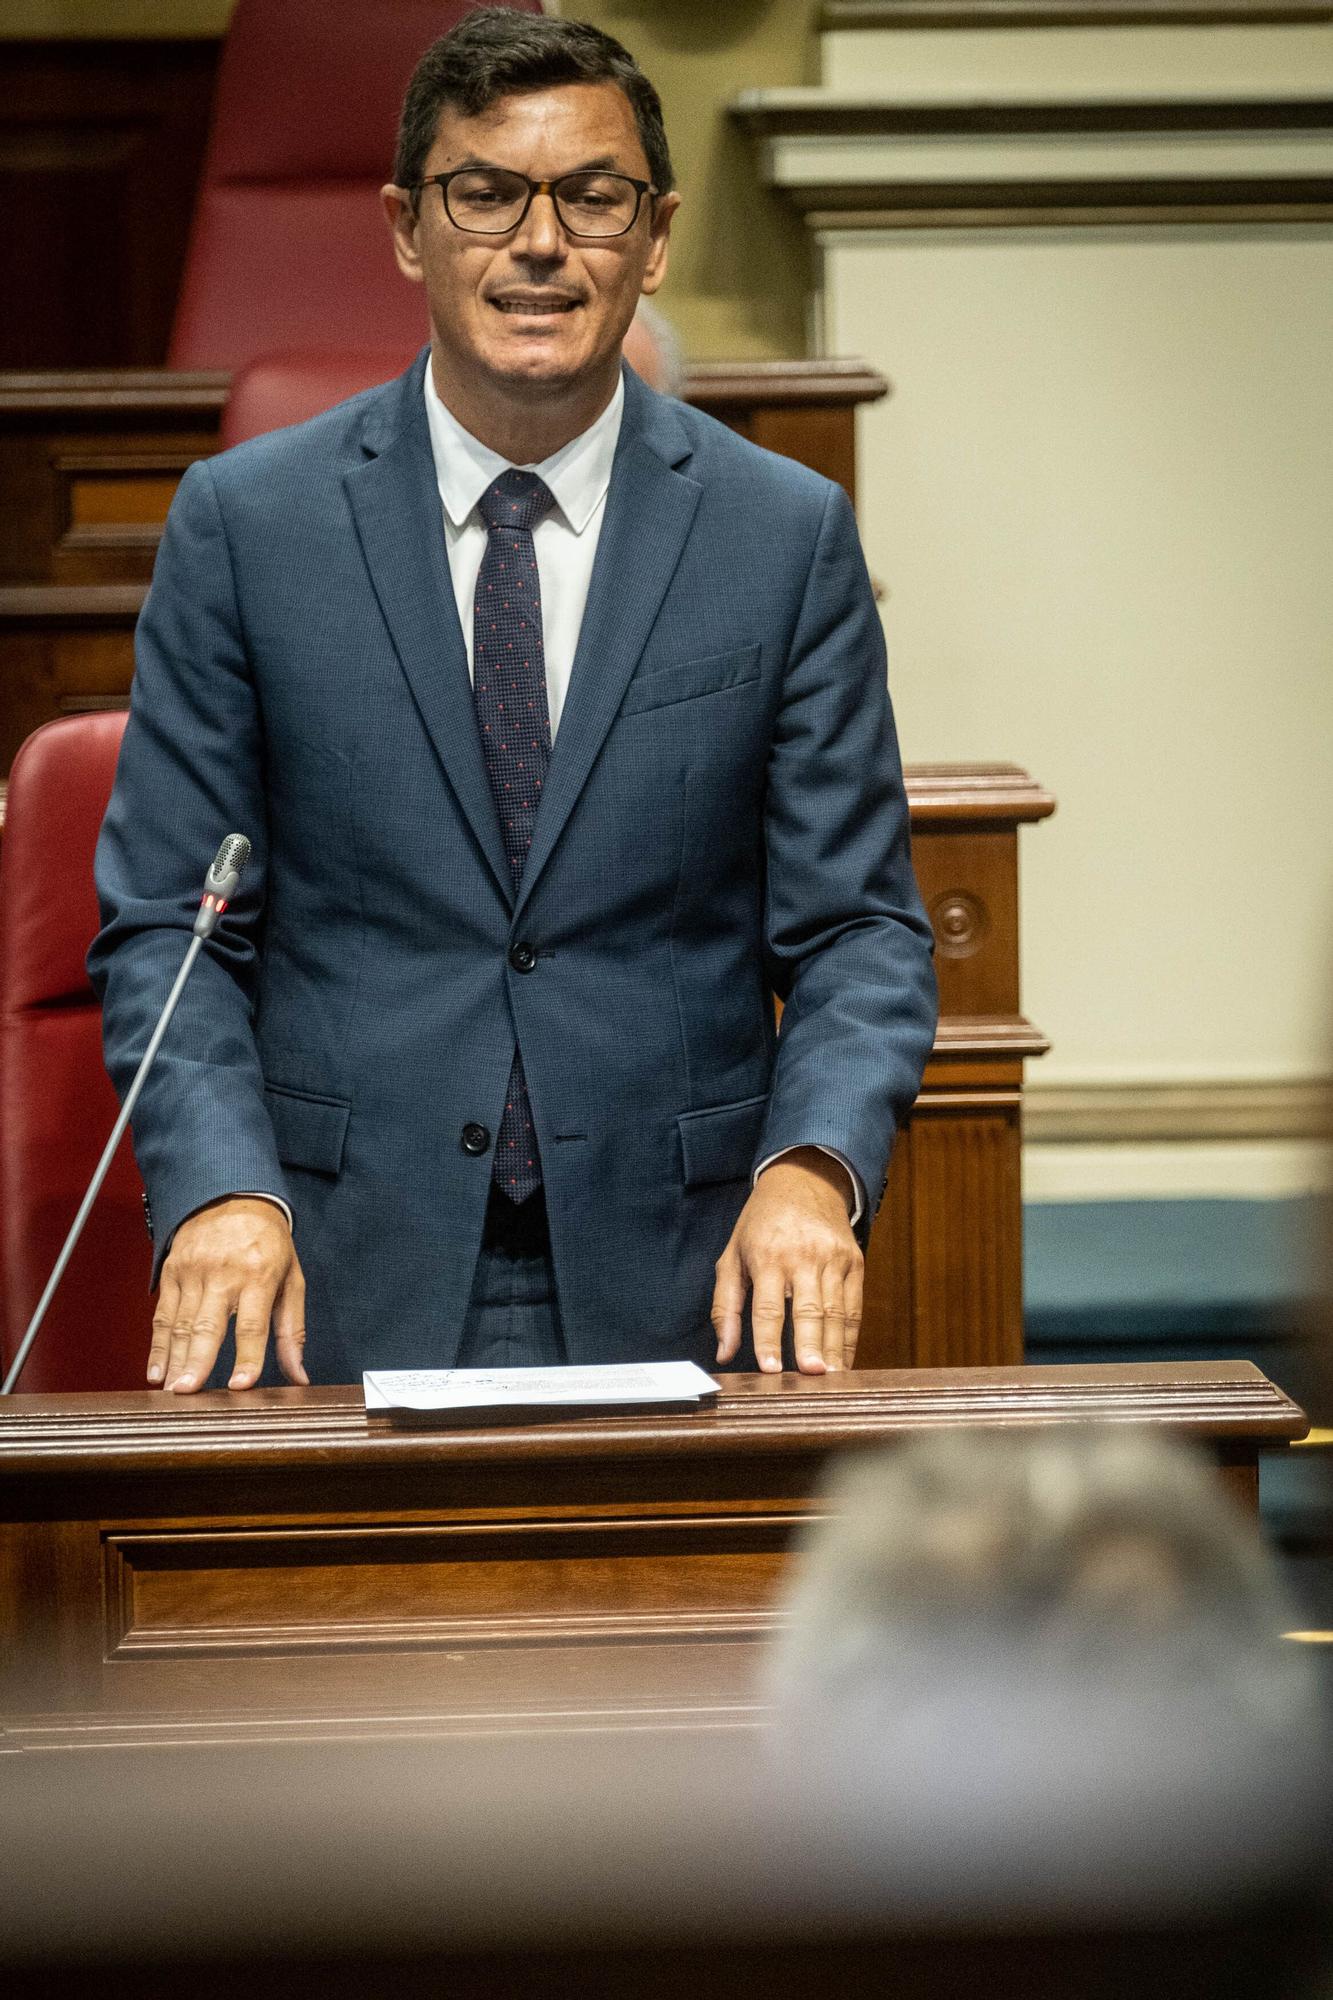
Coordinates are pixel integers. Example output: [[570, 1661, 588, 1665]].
[[423, 362, 624, 535]]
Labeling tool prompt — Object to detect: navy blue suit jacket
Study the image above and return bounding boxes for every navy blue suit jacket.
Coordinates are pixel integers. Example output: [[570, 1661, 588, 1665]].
[[90, 356, 937, 1379]]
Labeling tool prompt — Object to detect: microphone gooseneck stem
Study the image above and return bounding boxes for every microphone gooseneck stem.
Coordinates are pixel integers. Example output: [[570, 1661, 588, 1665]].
[[1, 934, 204, 1395]]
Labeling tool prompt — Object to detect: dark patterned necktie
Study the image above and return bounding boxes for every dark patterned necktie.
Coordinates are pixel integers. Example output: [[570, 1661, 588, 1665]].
[[473, 469, 556, 1204]]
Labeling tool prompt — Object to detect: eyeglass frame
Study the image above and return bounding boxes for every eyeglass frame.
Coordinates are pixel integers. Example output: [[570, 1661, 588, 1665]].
[[406, 168, 659, 239]]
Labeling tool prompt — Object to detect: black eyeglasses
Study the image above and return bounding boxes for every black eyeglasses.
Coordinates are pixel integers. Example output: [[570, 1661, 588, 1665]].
[[410, 168, 656, 239]]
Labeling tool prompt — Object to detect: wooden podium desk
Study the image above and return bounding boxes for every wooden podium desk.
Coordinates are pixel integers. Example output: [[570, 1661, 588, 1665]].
[[0, 1362, 1305, 1750]]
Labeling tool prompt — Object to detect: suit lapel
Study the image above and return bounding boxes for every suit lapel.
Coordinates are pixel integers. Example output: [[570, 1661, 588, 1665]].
[[514, 374, 701, 922], [345, 358, 514, 907]]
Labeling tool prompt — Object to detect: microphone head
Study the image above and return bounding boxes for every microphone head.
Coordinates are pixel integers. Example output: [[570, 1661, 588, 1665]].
[[207, 834, 252, 892]]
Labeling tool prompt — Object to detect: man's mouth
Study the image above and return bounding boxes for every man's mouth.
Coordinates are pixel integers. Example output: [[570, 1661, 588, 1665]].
[[490, 295, 580, 316]]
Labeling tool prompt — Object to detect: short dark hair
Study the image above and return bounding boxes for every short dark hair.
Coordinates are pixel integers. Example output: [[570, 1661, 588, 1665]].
[[393, 7, 674, 201]]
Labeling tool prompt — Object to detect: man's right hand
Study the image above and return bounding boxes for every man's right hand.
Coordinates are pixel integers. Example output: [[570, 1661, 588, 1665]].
[[149, 1196, 309, 1394]]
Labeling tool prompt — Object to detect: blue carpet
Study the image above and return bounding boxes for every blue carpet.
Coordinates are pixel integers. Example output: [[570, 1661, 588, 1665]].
[[1023, 1196, 1332, 1634]]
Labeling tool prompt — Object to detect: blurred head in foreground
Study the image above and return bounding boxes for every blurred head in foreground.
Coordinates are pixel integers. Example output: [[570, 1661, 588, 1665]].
[[767, 1427, 1328, 1919], [623, 299, 685, 395]]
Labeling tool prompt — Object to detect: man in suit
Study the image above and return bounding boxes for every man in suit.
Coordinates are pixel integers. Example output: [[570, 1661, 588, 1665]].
[[90, 10, 937, 1393]]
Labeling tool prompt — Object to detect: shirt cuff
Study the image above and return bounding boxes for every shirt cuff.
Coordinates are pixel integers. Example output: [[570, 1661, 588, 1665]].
[[168, 1192, 294, 1250], [753, 1147, 865, 1227], [234, 1192, 294, 1231]]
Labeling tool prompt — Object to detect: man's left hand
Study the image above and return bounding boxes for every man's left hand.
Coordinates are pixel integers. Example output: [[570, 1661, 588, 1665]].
[[711, 1149, 863, 1375]]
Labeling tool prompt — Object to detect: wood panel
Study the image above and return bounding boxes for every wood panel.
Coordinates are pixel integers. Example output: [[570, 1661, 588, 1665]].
[[0, 1364, 1306, 1738], [0, 40, 219, 371]]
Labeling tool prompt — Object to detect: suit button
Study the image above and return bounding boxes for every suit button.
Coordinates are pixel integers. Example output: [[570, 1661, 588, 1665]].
[[460, 1123, 490, 1156], [509, 942, 537, 973]]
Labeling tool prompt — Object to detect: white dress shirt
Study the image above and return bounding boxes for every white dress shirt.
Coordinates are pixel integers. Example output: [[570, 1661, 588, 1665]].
[[424, 362, 621, 740]]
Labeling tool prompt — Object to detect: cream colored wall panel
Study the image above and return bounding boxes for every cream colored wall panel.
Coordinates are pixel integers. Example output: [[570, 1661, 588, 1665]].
[[821, 26, 1333, 97], [762, 127, 1333, 189], [1023, 1139, 1333, 1202], [825, 228, 1333, 1096]]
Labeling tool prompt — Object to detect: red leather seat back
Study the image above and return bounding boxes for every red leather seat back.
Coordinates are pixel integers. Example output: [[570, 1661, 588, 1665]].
[[220, 347, 416, 447], [0, 713, 150, 1391], [169, 0, 543, 370]]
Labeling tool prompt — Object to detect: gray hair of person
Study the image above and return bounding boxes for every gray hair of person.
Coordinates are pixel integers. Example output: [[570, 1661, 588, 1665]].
[[764, 1428, 1328, 1917], [768, 1426, 1316, 1723], [393, 7, 674, 203], [630, 300, 686, 398]]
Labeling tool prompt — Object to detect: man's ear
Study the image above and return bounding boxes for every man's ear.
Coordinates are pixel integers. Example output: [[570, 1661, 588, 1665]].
[[381, 185, 425, 284], [640, 190, 680, 299]]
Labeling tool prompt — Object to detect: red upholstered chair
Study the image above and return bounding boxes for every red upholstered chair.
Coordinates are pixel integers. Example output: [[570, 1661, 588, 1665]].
[[169, 0, 543, 372], [0, 713, 150, 1392], [220, 347, 414, 448]]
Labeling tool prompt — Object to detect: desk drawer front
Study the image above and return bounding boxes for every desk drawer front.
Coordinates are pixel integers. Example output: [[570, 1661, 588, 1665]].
[[104, 1515, 808, 1659]]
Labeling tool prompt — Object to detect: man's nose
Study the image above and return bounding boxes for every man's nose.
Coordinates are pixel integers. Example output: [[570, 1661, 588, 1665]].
[[512, 188, 565, 261]]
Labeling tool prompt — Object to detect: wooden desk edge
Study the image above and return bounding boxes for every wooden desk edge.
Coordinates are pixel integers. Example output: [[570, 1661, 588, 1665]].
[[0, 1363, 1307, 1480]]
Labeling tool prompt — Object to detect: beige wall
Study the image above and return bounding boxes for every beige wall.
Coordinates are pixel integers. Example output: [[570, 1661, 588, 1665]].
[[805, 25, 1333, 1200], [566, 2, 817, 359], [827, 228, 1333, 1065], [3, 0, 819, 362], [0, 1, 227, 31]]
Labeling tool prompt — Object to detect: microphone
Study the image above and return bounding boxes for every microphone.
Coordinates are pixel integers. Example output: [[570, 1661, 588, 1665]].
[[194, 833, 250, 938], [1, 836, 253, 1395]]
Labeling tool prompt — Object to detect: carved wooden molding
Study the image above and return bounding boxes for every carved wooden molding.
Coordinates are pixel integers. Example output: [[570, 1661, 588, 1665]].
[[926, 1017, 1049, 1059], [735, 90, 1333, 228], [0, 360, 891, 422], [822, 0, 1333, 25], [738, 99, 1333, 140], [103, 1516, 804, 1661], [684, 358, 890, 406], [905, 762, 1056, 824], [0, 371, 230, 418], [0, 584, 144, 624], [0, 1703, 766, 1750], [1025, 1075, 1333, 1143], [799, 199, 1333, 228], [0, 1364, 1307, 1481]]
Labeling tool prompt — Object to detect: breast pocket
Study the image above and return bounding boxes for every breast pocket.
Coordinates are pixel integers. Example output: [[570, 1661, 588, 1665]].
[[618, 644, 761, 718]]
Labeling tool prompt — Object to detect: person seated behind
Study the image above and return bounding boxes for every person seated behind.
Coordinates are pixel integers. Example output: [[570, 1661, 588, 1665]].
[[766, 1427, 1329, 1920]]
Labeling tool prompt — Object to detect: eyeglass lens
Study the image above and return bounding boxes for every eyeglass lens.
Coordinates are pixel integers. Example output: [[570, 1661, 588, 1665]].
[[445, 170, 642, 237]]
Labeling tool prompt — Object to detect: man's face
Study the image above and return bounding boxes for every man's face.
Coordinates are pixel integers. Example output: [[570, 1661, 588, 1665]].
[[385, 82, 677, 405]]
